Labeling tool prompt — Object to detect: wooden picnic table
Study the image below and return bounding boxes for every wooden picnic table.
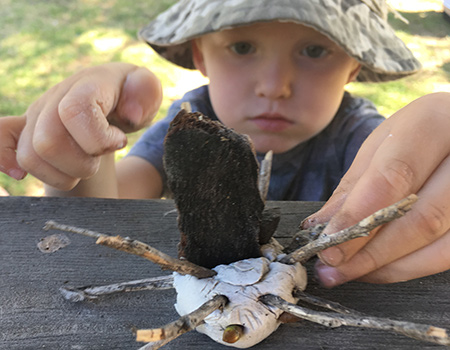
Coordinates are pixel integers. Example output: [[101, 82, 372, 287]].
[[1, 196, 449, 349]]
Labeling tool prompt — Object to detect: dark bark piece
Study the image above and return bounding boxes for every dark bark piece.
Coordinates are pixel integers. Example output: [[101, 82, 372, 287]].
[[164, 110, 264, 268], [259, 207, 281, 244]]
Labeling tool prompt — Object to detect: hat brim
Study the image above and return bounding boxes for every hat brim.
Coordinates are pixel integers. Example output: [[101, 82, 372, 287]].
[[139, 0, 421, 82]]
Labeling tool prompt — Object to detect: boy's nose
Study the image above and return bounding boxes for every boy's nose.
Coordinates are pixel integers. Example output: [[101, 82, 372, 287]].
[[255, 60, 292, 100]]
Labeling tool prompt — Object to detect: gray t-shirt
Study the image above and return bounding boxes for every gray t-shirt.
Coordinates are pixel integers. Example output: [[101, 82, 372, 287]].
[[128, 85, 384, 201]]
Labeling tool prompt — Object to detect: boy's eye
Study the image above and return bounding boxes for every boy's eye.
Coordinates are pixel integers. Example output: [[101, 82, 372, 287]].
[[302, 45, 328, 58], [230, 42, 254, 55]]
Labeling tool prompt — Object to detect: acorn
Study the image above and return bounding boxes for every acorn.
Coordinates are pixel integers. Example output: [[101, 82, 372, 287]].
[[222, 324, 244, 343]]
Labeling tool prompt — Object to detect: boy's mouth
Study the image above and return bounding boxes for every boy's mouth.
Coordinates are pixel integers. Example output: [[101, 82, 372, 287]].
[[250, 113, 293, 132]]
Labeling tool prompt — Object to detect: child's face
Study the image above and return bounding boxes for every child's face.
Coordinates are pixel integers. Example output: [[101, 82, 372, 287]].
[[192, 22, 361, 154]]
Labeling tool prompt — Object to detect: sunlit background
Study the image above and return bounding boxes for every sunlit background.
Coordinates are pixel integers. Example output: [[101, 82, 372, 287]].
[[0, 0, 448, 196]]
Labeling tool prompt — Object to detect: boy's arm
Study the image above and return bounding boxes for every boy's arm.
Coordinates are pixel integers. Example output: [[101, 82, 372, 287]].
[[44, 154, 164, 199], [44, 153, 119, 198], [304, 92, 450, 286], [116, 156, 164, 199], [0, 63, 163, 197]]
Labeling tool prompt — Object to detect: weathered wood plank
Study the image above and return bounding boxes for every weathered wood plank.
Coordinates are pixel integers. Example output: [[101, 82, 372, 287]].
[[0, 196, 449, 349]]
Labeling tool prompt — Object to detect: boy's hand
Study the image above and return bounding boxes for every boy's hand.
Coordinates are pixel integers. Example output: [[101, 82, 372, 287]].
[[0, 63, 162, 190], [303, 92, 450, 287]]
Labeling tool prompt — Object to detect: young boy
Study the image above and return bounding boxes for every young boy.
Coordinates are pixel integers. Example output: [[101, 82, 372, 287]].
[[1, 0, 450, 287]]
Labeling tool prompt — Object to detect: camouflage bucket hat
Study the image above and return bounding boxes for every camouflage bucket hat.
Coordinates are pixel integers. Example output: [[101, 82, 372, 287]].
[[139, 0, 421, 82]]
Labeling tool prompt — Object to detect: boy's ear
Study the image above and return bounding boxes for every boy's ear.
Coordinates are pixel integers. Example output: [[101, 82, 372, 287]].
[[347, 62, 362, 84], [191, 39, 208, 77]]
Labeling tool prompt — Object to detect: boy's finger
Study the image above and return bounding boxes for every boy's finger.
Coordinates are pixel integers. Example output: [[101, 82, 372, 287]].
[[17, 128, 81, 191], [58, 77, 128, 155], [31, 104, 102, 179], [22, 85, 104, 181], [0, 116, 27, 179], [16, 113, 86, 190], [58, 64, 160, 152], [111, 66, 163, 132]]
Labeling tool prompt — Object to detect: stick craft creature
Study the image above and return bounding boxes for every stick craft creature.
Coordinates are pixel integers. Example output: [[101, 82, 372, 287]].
[[45, 109, 450, 349]]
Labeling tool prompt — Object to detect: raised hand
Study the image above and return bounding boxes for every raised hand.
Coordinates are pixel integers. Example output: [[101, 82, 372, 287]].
[[0, 63, 162, 190], [303, 93, 450, 286]]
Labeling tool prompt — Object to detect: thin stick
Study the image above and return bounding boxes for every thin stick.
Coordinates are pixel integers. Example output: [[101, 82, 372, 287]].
[[44, 220, 104, 238], [280, 194, 418, 264], [293, 290, 364, 316], [44, 220, 216, 279], [258, 150, 273, 202], [60, 275, 174, 302], [136, 294, 228, 349], [180, 102, 192, 113], [260, 294, 450, 346], [284, 223, 327, 253], [137, 338, 171, 350]]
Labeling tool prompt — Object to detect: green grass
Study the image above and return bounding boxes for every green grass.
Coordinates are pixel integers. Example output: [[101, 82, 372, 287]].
[[0, 1, 449, 195], [0, 0, 179, 117]]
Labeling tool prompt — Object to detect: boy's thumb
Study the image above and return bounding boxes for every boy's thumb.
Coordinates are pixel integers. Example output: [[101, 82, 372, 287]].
[[112, 67, 163, 133]]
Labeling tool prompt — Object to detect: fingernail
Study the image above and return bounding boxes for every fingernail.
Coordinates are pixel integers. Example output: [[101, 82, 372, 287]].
[[300, 216, 316, 229], [319, 246, 344, 266], [8, 168, 27, 180], [123, 102, 143, 126], [315, 260, 345, 288], [115, 136, 127, 150]]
